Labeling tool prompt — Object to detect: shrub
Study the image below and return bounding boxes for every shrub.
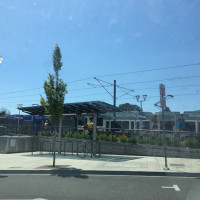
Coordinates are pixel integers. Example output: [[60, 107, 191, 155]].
[[185, 138, 200, 148], [148, 137, 155, 145], [128, 137, 137, 144], [108, 134, 112, 142], [168, 138, 181, 147], [74, 132, 84, 139], [63, 131, 73, 138], [99, 134, 109, 141], [155, 137, 164, 146], [113, 135, 120, 142], [82, 131, 90, 139], [137, 136, 144, 144], [120, 135, 128, 143]]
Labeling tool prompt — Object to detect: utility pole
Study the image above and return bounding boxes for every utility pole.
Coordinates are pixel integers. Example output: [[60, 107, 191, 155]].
[[91, 77, 134, 141]]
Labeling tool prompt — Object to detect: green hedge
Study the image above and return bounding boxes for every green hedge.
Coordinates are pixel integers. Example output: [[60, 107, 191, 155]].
[[61, 131, 200, 149]]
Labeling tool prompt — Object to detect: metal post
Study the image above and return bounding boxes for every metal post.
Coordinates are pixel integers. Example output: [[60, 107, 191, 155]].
[[93, 113, 97, 141], [113, 80, 116, 142], [18, 109, 20, 132], [159, 83, 169, 170], [162, 107, 168, 169]]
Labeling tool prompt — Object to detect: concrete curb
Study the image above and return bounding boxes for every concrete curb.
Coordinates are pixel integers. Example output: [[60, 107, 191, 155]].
[[0, 169, 200, 177]]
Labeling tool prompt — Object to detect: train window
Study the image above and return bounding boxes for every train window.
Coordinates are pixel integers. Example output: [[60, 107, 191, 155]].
[[97, 117, 103, 126], [131, 121, 135, 130], [63, 119, 74, 127], [160, 121, 173, 131], [136, 121, 140, 129], [23, 120, 32, 126], [198, 122, 200, 133], [143, 121, 150, 130], [185, 121, 195, 132], [111, 121, 122, 129], [77, 119, 84, 126], [165, 121, 174, 131], [106, 121, 109, 129], [122, 121, 129, 129]]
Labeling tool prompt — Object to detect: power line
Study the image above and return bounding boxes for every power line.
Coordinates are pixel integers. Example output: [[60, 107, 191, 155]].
[[134, 84, 200, 91], [0, 87, 43, 96], [0, 93, 45, 100], [2, 91, 200, 106], [66, 62, 200, 82], [0, 62, 199, 96], [95, 62, 200, 78], [120, 75, 200, 86], [1, 81, 200, 102]]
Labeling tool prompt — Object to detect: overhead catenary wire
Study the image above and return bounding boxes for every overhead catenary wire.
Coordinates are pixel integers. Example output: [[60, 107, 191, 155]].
[[60, 62, 200, 83], [2, 92, 200, 110], [120, 75, 200, 86], [0, 62, 199, 96], [1, 78, 200, 101]]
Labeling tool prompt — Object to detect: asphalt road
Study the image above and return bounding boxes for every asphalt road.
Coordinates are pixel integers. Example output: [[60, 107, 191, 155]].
[[0, 173, 199, 200]]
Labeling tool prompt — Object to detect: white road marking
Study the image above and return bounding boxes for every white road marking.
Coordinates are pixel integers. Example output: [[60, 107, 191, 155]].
[[162, 184, 180, 191], [0, 199, 48, 200], [0, 174, 51, 176]]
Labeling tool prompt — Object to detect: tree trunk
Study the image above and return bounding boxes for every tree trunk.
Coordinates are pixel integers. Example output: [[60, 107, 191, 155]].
[[58, 119, 62, 155], [53, 126, 57, 167]]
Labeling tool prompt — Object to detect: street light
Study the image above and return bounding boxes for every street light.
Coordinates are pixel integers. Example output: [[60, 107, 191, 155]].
[[135, 95, 147, 110]]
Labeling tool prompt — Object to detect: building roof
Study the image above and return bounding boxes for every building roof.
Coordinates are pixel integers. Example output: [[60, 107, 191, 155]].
[[19, 101, 118, 116]]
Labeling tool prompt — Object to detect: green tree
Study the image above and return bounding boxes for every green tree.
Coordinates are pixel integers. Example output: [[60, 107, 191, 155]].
[[40, 44, 67, 166], [165, 106, 171, 112], [0, 108, 11, 116], [118, 103, 142, 111]]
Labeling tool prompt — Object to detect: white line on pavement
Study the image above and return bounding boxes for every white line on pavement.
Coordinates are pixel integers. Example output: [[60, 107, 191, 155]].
[[162, 184, 181, 191], [0, 199, 48, 200], [0, 174, 52, 176]]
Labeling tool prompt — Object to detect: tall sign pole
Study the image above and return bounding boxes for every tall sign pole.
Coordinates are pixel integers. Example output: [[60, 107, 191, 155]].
[[113, 80, 116, 142], [159, 84, 169, 170]]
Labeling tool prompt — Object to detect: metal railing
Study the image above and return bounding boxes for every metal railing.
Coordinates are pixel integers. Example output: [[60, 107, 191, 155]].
[[2, 124, 200, 149], [63, 140, 74, 156]]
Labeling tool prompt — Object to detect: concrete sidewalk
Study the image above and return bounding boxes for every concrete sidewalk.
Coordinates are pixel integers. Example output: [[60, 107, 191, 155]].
[[0, 152, 200, 174]]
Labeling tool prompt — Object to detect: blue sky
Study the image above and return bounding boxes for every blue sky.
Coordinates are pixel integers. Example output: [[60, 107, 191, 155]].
[[0, 0, 200, 114]]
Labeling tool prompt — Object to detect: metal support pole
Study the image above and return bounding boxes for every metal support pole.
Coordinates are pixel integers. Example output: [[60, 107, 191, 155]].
[[18, 109, 20, 133], [93, 113, 97, 141], [162, 105, 169, 170], [113, 80, 116, 142]]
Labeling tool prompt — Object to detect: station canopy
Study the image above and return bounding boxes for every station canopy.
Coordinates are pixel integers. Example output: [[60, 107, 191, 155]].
[[19, 101, 118, 116]]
